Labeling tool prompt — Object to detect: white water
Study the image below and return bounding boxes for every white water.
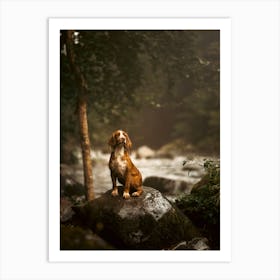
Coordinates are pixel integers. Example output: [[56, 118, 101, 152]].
[[63, 150, 212, 199], [91, 151, 209, 198]]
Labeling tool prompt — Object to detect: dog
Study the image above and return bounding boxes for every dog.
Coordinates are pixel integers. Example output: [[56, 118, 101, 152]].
[[108, 130, 143, 199]]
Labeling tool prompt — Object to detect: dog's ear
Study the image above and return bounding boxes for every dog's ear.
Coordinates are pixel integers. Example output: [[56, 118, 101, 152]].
[[124, 132, 132, 151], [108, 133, 116, 148]]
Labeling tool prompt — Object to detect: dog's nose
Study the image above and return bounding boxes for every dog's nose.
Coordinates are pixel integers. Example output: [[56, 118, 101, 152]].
[[118, 131, 126, 142], [119, 136, 126, 142]]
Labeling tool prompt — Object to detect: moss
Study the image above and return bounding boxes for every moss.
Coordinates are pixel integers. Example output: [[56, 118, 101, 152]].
[[175, 159, 220, 249]]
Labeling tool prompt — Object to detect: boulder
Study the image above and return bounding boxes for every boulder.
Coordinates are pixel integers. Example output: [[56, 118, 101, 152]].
[[182, 162, 205, 178], [143, 176, 192, 195], [136, 145, 156, 159], [61, 225, 115, 250], [73, 186, 201, 250], [155, 139, 195, 159]]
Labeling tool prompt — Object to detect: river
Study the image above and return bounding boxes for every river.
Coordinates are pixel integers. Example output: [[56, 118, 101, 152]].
[[63, 150, 212, 200]]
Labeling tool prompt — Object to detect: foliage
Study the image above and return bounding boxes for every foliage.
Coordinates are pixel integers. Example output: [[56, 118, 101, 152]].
[[60, 30, 220, 162], [60, 30, 146, 155], [172, 38, 220, 154], [175, 159, 220, 249], [61, 31, 196, 124]]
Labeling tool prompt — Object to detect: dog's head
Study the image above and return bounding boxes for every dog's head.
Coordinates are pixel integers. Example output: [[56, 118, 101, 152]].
[[108, 130, 132, 151]]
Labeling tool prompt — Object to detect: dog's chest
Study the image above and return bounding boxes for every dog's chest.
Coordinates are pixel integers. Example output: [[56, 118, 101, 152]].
[[110, 149, 127, 176]]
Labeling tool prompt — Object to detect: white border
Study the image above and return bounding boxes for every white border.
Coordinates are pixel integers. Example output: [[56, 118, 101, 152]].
[[49, 18, 231, 262], [1, 1, 279, 279]]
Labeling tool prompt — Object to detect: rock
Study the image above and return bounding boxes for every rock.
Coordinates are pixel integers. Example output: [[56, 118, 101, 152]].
[[176, 171, 220, 249], [187, 237, 209, 250], [136, 145, 156, 159], [60, 173, 86, 198], [190, 174, 210, 194], [182, 162, 205, 178], [60, 173, 86, 222], [170, 241, 188, 250], [170, 237, 209, 250], [182, 163, 200, 171], [60, 197, 75, 222], [155, 139, 195, 159], [73, 186, 201, 250], [143, 176, 192, 195], [61, 225, 115, 250]]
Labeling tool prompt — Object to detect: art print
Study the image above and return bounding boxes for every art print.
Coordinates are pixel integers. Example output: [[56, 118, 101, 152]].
[[49, 18, 231, 262]]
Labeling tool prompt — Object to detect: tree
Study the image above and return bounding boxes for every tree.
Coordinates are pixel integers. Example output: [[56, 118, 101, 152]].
[[172, 33, 220, 154], [61, 30, 147, 201], [65, 30, 94, 201]]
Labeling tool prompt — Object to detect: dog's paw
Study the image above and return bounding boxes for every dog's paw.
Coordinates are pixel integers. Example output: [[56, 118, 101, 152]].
[[123, 192, 130, 199], [111, 189, 119, 197], [131, 192, 140, 197]]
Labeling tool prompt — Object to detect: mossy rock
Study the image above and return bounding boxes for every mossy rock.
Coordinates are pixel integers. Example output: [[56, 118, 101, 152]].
[[73, 186, 201, 250]]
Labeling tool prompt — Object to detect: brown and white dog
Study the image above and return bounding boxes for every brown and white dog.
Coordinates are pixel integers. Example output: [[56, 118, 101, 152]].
[[108, 130, 143, 199]]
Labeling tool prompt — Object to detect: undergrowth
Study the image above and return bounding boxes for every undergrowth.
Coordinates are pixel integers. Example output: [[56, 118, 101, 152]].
[[176, 159, 220, 249]]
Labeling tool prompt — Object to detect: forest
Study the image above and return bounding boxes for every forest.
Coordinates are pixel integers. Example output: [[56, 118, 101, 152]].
[[60, 30, 220, 250]]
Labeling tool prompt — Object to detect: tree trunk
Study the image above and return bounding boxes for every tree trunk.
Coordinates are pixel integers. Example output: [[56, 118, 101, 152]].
[[65, 30, 95, 201]]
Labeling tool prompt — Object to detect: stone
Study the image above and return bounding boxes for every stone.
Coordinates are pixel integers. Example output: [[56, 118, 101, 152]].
[[60, 173, 86, 198], [155, 139, 195, 159], [182, 162, 205, 178], [143, 176, 192, 195], [190, 174, 210, 194], [187, 237, 209, 250], [60, 173, 86, 222], [61, 225, 115, 250], [170, 237, 209, 250], [60, 197, 75, 222], [73, 186, 201, 250], [136, 145, 156, 159]]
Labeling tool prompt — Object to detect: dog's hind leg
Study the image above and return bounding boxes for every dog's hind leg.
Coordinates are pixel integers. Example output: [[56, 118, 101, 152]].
[[131, 186, 143, 197]]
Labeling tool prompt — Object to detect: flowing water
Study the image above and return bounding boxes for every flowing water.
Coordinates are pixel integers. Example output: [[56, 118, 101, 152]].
[[63, 150, 210, 199]]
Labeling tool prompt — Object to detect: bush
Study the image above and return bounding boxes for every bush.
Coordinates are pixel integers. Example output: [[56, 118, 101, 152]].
[[175, 159, 220, 249]]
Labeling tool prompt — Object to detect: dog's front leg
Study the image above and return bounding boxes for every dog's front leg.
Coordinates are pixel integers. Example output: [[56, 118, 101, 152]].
[[111, 172, 118, 197], [123, 177, 131, 199]]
